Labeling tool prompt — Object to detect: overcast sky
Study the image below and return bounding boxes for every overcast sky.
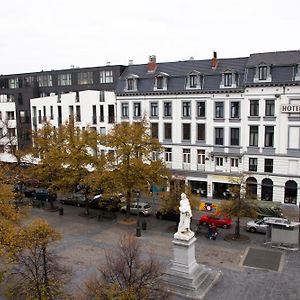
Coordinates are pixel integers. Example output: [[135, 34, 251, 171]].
[[1, 0, 299, 74]]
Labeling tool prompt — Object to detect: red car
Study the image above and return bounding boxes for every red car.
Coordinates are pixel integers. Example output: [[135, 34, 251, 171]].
[[198, 214, 232, 229]]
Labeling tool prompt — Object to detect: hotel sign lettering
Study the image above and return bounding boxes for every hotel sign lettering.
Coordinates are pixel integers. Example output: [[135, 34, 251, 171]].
[[281, 105, 300, 113]]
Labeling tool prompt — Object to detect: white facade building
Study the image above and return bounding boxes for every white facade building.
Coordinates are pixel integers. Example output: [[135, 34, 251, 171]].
[[116, 51, 300, 205], [30, 90, 116, 136]]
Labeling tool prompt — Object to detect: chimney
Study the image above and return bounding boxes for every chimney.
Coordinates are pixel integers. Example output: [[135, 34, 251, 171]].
[[128, 59, 133, 65], [147, 55, 157, 73], [211, 51, 218, 69]]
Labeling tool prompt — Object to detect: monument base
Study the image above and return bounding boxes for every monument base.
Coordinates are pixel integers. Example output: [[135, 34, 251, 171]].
[[163, 237, 221, 299]]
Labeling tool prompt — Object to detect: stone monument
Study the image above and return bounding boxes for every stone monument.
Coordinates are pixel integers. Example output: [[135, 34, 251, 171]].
[[163, 193, 221, 299]]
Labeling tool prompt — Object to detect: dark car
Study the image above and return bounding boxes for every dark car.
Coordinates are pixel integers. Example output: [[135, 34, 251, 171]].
[[35, 188, 57, 201], [96, 194, 122, 212], [156, 210, 180, 222], [60, 193, 86, 207], [24, 187, 36, 198]]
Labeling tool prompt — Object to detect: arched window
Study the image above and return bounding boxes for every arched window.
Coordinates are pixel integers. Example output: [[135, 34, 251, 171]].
[[284, 180, 297, 204], [246, 177, 257, 198], [261, 178, 273, 201]]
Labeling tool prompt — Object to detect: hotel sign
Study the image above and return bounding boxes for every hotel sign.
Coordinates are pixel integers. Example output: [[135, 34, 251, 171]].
[[281, 105, 300, 113]]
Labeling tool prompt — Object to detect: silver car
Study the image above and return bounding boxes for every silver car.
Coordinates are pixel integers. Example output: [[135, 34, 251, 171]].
[[121, 202, 152, 216], [247, 217, 289, 233]]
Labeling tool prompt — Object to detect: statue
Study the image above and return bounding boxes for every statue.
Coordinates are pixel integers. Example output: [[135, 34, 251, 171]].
[[174, 193, 194, 240]]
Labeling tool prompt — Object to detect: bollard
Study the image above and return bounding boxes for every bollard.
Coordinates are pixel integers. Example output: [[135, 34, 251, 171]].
[[142, 220, 147, 230], [59, 207, 64, 215]]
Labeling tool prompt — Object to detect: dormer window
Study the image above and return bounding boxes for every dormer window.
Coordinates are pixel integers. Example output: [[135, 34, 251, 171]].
[[224, 73, 232, 87], [186, 71, 201, 89], [295, 65, 300, 81], [125, 74, 139, 91], [259, 66, 267, 80], [254, 64, 271, 82], [220, 70, 236, 88], [154, 72, 168, 91]]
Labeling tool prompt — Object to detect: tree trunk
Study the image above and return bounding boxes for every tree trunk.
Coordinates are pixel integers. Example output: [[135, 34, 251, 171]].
[[234, 216, 240, 239], [85, 194, 90, 215], [126, 190, 131, 217], [42, 246, 51, 298]]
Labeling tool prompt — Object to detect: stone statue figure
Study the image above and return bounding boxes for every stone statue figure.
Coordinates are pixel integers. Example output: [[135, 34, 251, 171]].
[[174, 193, 194, 240]]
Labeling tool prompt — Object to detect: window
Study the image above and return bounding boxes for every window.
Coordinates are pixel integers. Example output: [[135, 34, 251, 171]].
[[92, 105, 97, 124], [250, 100, 259, 116], [231, 158, 239, 167], [99, 91, 105, 102], [215, 102, 224, 118], [182, 101, 191, 117], [58, 73, 72, 86], [249, 126, 259, 146], [50, 106, 54, 120], [99, 105, 104, 122], [76, 105, 81, 122], [100, 127, 106, 135], [78, 72, 93, 85], [183, 149, 191, 163], [265, 100, 275, 116], [189, 74, 197, 88], [230, 102, 240, 118], [264, 159, 273, 173], [165, 148, 172, 162], [24, 76, 35, 87], [9, 78, 19, 89], [156, 76, 164, 89], [216, 157, 223, 166], [264, 126, 274, 147], [259, 66, 267, 80], [151, 102, 158, 117], [230, 128, 240, 146], [224, 73, 232, 87], [69, 105, 74, 117], [100, 70, 113, 83], [182, 124, 191, 140], [164, 123, 172, 140], [6, 111, 15, 120], [197, 101, 205, 117], [133, 103, 141, 117], [164, 102, 172, 117], [249, 158, 257, 171], [121, 103, 129, 118], [19, 111, 26, 123], [197, 124, 205, 141], [37, 75, 52, 87], [215, 128, 224, 145], [197, 149, 205, 165], [151, 123, 158, 139], [127, 78, 134, 90], [7, 128, 16, 138]]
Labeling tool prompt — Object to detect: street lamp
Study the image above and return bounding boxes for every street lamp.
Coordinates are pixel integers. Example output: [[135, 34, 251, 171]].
[[136, 190, 141, 237]]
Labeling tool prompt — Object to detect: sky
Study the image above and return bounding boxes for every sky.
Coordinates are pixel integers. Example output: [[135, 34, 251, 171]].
[[0, 0, 299, 75]]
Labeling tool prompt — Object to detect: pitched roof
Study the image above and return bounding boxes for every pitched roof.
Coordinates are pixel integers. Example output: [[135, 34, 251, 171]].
[[247, 50, 300, 67]]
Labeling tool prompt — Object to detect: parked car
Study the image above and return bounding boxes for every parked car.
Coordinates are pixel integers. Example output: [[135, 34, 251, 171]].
[[96, 194, 122, 212], [23, 187, 36, 198], [156, 210, 179, 222], [120, 202, 152, 216], [247, 217, 289, 233], [35, 188, 57, 201], [60, 193, 87, 207], [198, 214, 232, 229]]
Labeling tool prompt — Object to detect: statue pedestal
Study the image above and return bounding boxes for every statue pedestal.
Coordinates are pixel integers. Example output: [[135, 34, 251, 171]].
[[163, 237, 221, 299]]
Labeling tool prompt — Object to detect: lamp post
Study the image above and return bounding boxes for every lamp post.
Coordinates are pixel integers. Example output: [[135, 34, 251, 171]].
[[136, 190, 141, 237]]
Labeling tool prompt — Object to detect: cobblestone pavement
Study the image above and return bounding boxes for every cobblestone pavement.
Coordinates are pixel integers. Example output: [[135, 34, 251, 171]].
[[9, 204, 300, 299]]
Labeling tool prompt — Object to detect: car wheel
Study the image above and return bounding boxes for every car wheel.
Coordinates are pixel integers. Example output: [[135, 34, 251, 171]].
[[77, 203, 81, 207], [201, 221, 207, 226], [121, 209, 126, 214], [222, 224, 229, 229], [249, 227, 256, 233], [61, 200, 64, 204]]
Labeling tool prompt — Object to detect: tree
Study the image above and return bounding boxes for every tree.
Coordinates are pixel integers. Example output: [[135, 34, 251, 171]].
[[102, 120, 170, 216], [79, 234, 168, 300], [218, 174, 258, 239], [31, 120, 101, 214], [4, 219, 68, 300]]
